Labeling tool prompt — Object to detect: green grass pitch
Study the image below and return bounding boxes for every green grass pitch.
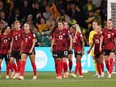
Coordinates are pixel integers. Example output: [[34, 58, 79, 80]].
[[0, 72, 116, 87]]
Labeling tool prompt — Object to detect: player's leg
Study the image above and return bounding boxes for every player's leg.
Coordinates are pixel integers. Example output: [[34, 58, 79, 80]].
[[54, 51, 62, 79], [90, 50, 98, 76], [12, 51, 21, 79], [68, 52, 73, 73], [10, 51, 18, 78], [5, 55, 10, 79], [0, 55, 3, 78], [100, 54, 104, 77], [62, 57, 68, 78], [18, 53, 28, 80], [95, 55, 101, 78], [30, 52, 37, 80], [108, 51, 115, 78], [71, 53, 82, 78], [109, 52, 115, 74]]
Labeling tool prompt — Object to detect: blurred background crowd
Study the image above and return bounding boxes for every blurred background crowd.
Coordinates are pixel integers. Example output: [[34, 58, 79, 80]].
[[0, 0, 107, 46]]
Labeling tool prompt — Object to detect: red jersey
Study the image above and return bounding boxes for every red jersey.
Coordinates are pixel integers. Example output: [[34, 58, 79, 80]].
[[93, 34, 102, 55], [102, 28, 116, 50], [73, 32, 83, 52], [22, 32, 36, 53], [0, 34, 12, 54], [53, 28, 70, 51], [11, 29, 24, 51]]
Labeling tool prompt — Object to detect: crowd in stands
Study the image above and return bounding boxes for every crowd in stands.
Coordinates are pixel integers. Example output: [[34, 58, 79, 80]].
[[0, 0, 107, 46]]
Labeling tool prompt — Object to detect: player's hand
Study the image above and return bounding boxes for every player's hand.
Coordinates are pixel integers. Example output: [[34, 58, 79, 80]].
[[69, 46, 72, 51], [82, 50, 84, 55], [29, 49, 33, 53], [50, 47, 53, 52], [8, 49, 11, 54], [99, 47, 102, 52], [87, 50, 90, 54]]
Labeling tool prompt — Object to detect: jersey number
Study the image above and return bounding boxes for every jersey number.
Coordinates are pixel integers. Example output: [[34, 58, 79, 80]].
[[107, 34, 111, 38], [4, 39, 8, 43]]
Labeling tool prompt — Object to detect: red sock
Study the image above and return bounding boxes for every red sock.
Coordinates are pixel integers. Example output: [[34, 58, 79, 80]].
[[6, 64, 9, 75], [109, 58, 113, 74], [63, 62, 68, 73], [16, 61, 21, 73], [74, 62, 80, 75], [20, 61, 26, 76], [8, 62, 13, 72], [100, 63, 104, 72], [69, 60, 72, 72], [0, 64, 1, 72], [31, 63, 37, 76], [56, 60, 62, 76], [11, 63, 18, 73], [97, 63, 101, 75], [79, 62, 82, 76], [54, 59, 58, 75], [105, 60, 109, 72]]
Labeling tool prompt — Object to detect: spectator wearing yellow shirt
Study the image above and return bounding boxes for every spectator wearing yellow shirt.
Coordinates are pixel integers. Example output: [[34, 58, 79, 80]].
[[36, 17, 49, 34]]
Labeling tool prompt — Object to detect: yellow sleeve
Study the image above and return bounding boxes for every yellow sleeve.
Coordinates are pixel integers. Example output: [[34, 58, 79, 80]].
[[89, 31, 97, 45], [89, 31, 93, 45]]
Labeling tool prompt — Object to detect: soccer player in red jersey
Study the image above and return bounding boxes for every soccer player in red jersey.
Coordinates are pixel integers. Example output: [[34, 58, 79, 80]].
[[88, 25, 104, 78], [50, 25, 59, 77], [70, 26, 84, 78], [100, 19, 116, 78], [63, 22, 73, 73], [0, 26, 12, 79], [10, 21, 24, 79], [51, 21, 72, 79], [18, 23, 37, 80]]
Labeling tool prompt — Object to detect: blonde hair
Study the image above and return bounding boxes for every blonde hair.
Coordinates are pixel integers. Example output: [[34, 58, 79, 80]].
[[72, 24, 82, 34]]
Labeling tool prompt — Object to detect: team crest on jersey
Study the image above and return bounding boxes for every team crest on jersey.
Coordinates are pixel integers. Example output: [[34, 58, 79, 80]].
[[112, 33, 114, 35], [63, 33, 65, 35], [73, 39, 76, 43], [28, 36, 31, 39]]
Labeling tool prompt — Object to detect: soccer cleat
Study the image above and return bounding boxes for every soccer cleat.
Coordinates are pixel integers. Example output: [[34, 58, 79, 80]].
[[32, 76, 37, 80], [13, 73, 20, 79], [56, 76, 62, 80], [63, 72, 68, 79], [10, 71, 15, 78], [18, 76, 24, 80], [6, 75, 9, 79], [108, 74, 111, 78], [71, 73, 77, 78], [101, 72, 104, 77], [78, 75, 83, 78], [97, 75, 101, 78]]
